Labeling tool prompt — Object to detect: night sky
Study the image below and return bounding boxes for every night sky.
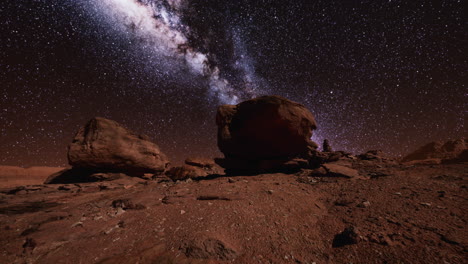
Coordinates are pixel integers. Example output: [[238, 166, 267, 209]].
[[1, 0, 466, 167]]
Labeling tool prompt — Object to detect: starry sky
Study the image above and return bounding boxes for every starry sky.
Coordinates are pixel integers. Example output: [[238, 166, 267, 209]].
[[1, 0, 466, 167]]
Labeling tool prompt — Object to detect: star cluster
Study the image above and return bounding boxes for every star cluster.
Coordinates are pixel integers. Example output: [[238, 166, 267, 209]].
[[0, 0, 465, 166]]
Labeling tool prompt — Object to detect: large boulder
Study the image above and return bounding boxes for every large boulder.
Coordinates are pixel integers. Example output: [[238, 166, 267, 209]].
[[216, 96, 317, 162], [402, 139, 467, 163], [68, 117, 169, 174]]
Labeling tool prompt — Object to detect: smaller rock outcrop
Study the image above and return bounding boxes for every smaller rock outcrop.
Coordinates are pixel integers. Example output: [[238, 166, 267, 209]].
[[166, 158, 223, 181], [68, 117, 169, 174], [45, 117, 169, 184], [402, 139, 467, 163]]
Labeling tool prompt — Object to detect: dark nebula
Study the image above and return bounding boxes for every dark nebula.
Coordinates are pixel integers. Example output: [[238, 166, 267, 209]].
[[0, 0, 466, 166]]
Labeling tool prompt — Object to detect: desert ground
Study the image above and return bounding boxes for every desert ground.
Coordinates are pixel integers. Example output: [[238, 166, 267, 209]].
[[0, 158, 466, 263]]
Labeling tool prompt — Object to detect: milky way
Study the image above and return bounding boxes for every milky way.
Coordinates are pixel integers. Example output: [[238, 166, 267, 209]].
[[89, 0, 262, 104], [0, 0, 466, 166]]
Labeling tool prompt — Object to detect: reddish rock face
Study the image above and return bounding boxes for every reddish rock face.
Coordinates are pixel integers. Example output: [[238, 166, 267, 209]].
[[216, 96, 317, 160], [402, 138, 467, 162], [68, 117, 169, 174]]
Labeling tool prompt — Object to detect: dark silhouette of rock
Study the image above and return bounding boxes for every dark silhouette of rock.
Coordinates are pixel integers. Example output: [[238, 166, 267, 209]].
[[332, 226, 360, 247], [402, 138, 467, 163], [215, 157, 308, 174], [323, 139, 333, 152], [216, 96, 317, 160], [185, 157, 217, 169], [68, 117, 169, 174], [446, 149, 468, 163], [215, 96, 317, 172], [44, 168, 126, 184]]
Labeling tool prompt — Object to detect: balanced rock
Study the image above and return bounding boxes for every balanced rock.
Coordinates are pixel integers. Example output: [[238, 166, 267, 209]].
[[323, 139, 333, 152], [68, 117, 169, 174], [216, 96, 317, 171], [402, 139, 467, 163]]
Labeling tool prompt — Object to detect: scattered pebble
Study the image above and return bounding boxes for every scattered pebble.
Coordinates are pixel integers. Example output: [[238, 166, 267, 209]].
[[71, 221, 83, 228], [357, 200, 371, 208], [115, 208, 126, 216]]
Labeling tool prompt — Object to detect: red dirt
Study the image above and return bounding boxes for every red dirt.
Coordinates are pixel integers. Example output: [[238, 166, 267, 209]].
[[0, 161, 466, 263]]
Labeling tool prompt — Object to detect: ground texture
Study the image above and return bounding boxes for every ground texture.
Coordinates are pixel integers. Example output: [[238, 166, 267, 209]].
[[0, 161, 466, 264]]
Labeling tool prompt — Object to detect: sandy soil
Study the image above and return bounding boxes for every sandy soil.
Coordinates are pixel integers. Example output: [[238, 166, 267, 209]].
[[0, 161, 466, 263]]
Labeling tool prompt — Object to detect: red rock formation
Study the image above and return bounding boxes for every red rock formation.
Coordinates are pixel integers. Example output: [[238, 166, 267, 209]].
[[68, 117, 169, 174]]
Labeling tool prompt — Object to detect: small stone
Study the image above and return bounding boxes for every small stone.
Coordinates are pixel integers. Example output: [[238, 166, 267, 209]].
[[228, 178, 235, 183], [357, 200, 371, 208], [420, 202, 431, 207], [71, 221, 83, 228], [22, 238, 37, 251], [104, 227, 116, 235], [267, 190, 274, 195], [115, 208, 126, 216], [332, 226, 360, 247], [180, 210, 186, 215]]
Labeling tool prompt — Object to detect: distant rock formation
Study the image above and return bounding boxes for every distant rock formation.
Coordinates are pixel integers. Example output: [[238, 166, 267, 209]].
[[215, 95, 318, 172], [46, 117, 169, 184], [402, 138, 467, 163]]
